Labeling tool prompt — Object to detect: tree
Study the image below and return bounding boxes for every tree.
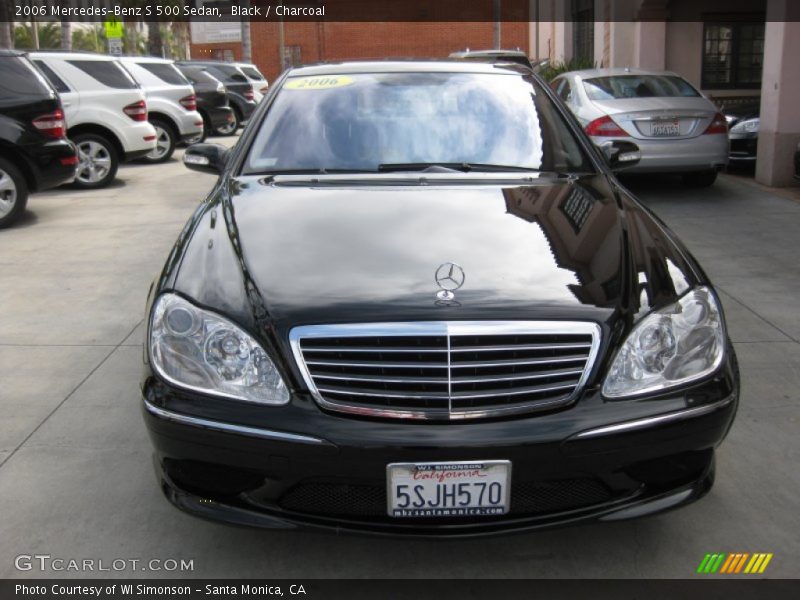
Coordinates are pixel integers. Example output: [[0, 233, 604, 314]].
[[0, 0, 13, 49], [72, 25, 106, 53], [15, 22, 61, 50]]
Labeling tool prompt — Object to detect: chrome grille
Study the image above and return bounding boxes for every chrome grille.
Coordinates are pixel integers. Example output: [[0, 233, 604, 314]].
[[290, 322, 601, 420]]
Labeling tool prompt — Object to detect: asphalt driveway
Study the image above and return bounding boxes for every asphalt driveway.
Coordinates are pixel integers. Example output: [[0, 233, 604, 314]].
[[0, 153, 797, 579]]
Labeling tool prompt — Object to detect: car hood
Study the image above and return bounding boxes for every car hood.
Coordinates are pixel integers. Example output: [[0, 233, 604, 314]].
[[179, 174, 634, 330]]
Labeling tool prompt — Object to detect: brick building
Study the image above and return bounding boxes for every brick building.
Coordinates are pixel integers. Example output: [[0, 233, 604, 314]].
[[191, 21, 530, 83]]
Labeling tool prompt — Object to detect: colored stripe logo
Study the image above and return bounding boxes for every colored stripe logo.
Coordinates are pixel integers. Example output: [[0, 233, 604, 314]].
[[697, 553, 773, 574]]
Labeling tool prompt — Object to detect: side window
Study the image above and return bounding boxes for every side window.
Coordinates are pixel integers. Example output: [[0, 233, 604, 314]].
[[67, 60, 138, 89], [33, 60, 70, 93], [137, 63, 189, 86], [0, 57, 53, 98], [559, 80, 573, 104]]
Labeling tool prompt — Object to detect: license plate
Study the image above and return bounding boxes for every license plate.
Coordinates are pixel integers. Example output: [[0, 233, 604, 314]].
[[387, 460, 511, 518], [650, 121, 680, 137]]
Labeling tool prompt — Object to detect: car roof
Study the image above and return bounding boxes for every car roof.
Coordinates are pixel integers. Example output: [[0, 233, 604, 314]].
[[118, 56, 174, 64], [560, 67, 683, 79], [0, 49, 24, 58], [286, 60, 530, 77], [28, 51, 118, 61]]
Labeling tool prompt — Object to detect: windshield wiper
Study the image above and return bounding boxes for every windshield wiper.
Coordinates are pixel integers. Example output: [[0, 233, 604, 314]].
[[254, 168, 376, 176], [377, 162, 542, 173]]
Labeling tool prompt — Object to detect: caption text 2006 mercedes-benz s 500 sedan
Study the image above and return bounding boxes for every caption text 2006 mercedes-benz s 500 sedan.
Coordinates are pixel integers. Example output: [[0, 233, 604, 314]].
[[141, 61, 739, 537]]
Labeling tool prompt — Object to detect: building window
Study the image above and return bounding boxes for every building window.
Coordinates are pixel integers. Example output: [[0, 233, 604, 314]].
[[572, 0, 594, 64], [702, 20, 764, 89]]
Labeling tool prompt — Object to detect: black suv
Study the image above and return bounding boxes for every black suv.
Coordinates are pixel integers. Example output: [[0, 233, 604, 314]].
[[0, 50, 77, 228], [175, 64, 235, 141], [176, 61, 258, 134]]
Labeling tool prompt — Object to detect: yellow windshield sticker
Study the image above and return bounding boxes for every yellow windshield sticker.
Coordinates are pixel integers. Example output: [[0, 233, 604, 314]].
[[285, 76, 354, 90]]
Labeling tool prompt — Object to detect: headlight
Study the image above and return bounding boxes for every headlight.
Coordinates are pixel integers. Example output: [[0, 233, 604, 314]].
[[730, 117, 759, 134], [149, 293, 290, 405], [602, 287, 725, 398]]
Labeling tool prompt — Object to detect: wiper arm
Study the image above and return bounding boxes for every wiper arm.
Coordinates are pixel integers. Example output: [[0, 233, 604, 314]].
[[255, 168, 376, 176], [377, 162, 541, 173]]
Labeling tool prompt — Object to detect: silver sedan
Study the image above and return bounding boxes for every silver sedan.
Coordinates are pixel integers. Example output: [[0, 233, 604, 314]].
[[551, 68, 728, 185]]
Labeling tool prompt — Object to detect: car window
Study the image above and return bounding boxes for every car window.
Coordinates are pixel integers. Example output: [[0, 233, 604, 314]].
[[67, 60, 138, 89], [207, 65, 247, 83], [583, 75, 700, 100], [33, 59, 70, 93], [240, 66, 265, 81], [558, 79, 573, 102], [0, 56, 54, 98], [245, 71, 593, 174], [136, 62, 189, 86]]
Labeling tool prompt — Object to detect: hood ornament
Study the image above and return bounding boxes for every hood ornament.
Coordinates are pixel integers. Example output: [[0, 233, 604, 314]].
[[435, 262, 465, 301]]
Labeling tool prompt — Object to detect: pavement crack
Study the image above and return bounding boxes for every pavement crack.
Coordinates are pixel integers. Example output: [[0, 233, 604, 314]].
[[0, 319, 143, 470]]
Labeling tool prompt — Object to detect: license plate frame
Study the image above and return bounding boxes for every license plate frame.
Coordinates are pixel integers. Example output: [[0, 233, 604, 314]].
[[649, 120, 681, 137], [386, 460, 511, 518]]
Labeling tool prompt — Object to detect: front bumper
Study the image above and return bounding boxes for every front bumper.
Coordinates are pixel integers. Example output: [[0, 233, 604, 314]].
[[141, 350, 738, 537], [593, 134, 729, 173], [728, 132, 758, 162]]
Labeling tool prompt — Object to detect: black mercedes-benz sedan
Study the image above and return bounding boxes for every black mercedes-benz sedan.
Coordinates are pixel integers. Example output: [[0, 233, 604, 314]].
[[142, 61, 739, 537]]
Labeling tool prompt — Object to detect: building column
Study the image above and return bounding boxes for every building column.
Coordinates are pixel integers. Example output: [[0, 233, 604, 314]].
[[755, 0, 800, 187], [633, 21, 666, 70]]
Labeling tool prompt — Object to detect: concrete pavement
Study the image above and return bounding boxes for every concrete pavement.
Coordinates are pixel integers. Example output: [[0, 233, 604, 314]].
[[0, 158, 797, 579]]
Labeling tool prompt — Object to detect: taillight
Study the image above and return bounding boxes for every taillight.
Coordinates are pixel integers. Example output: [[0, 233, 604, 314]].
[[60, 155, 79, 166], [244, 86, 254, 101], [585, 115, 627, 137], [179, 94, 197, 111], [704, 112, 728, 135], [32, 109, 66, 139], [123, 100, 148, 122]]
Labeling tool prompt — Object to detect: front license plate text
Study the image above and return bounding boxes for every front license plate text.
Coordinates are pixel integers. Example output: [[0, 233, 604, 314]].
[[387, 460, 511, 518]]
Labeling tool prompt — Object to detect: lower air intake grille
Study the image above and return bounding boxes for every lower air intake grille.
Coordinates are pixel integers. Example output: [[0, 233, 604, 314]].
[[278, 479, 614, 518], [290, 321, 600, 420]]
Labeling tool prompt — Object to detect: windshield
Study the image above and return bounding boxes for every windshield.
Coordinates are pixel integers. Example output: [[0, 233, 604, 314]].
[[244, 71, 593, 174], [582, 75, 700, 100]]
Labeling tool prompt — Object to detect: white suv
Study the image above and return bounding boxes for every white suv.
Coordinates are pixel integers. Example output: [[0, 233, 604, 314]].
[[118, 57, 204, 163], [30, 52, 157, 189], [234, 62, 269, 102]]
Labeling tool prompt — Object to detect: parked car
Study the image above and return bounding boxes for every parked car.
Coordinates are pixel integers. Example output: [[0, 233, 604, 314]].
[[118, 56, 204, 163], [0, 50, 78, 228], [551, 68, 728, 186], [176, 61, 258, 134], [142, 61, 739, 536], [723, 101, 760, 165], [29, 51, 156, 189], [234, 62, 269, 102], [795, 142, 800, 180], [175, 64, 235, 143], [449, 49, 533, 69]]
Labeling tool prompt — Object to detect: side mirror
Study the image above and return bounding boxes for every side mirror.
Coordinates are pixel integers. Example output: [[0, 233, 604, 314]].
[[599, 140, 641, 171], [183, 143, 230, 174]]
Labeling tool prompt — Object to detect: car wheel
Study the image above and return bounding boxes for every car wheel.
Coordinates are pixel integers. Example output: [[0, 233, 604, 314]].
[[682, 170, 718, 187], [0, 157, 28, 229], [72, 133, 118, 189], [214, 109, 239, 136], [141, 119, 176, 163]]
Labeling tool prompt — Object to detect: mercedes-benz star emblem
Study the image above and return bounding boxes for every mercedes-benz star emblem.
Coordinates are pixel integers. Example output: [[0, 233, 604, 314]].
[[435, 262, 465, 301]]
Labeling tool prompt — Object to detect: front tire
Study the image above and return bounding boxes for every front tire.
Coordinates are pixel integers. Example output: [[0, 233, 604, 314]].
[[213, 108, 239, 136], [72, 133, 118, 189], [141, 119, 176, 163], [682, 170, 718, 187], [0, 157, 28, 229]]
